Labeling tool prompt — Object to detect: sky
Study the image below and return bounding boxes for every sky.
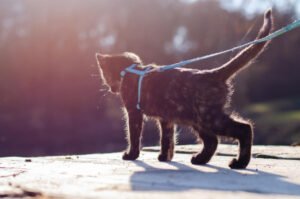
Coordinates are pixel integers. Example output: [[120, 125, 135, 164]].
[[181, 0, 300, 19]]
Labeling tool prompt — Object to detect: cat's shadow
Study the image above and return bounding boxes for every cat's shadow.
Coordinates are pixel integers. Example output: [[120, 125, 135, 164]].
[[129, 159, 300, 195]]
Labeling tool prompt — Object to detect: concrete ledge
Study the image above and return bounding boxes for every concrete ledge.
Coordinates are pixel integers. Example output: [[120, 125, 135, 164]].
[[144, 144, 300, 160], [0, 145, 300, 198]]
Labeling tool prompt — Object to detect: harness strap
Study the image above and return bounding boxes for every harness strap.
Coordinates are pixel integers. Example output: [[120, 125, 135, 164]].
[[120, 64, 153, 109]]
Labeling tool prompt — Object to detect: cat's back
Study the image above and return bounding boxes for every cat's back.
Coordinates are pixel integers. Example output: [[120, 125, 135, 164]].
[[144, 67, 222, 91], [143, 67, 230, 107]]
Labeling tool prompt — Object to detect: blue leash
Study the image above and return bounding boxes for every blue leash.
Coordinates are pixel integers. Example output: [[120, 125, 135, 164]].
[[120, 19, 300, 110]]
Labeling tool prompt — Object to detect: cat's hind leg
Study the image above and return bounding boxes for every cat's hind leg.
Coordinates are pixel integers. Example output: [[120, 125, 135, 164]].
[[216, 115, 253, 169], [191, 127, 218, 165], [157, 120, 175, 162]]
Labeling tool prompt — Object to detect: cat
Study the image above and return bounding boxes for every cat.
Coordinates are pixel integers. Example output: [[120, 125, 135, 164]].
[[96, 9, 273, 169]]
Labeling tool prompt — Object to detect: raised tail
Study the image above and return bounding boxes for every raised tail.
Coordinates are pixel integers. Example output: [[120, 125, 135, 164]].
[[216, 9, 273, 80]]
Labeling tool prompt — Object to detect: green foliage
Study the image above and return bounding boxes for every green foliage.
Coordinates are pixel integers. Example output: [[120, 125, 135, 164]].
[[246, 98, 300, 145]]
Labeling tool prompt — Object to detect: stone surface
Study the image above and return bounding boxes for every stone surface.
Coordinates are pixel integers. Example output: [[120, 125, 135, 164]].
[[0, 145, 300, 198], [144, 144, 300, 159]]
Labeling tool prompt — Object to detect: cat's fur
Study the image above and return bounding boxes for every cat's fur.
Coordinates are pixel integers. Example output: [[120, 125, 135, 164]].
[[96, 10, 273, 169]]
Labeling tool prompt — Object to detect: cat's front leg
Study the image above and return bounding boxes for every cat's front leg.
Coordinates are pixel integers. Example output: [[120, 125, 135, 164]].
[[122, 109, 144, 161]]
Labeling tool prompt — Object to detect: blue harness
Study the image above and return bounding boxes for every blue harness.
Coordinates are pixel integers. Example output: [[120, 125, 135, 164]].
[[120, 19, 300, 110]]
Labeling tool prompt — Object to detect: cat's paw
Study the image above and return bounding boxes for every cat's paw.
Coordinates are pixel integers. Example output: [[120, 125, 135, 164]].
[[229, 158, 248, 169], [191, 154, 210, 165], [158, 153, 173, 162], [122, 151, 139, 161]]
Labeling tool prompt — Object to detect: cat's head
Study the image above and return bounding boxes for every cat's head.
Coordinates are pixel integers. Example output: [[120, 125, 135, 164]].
[[96, 52, 142, 93]]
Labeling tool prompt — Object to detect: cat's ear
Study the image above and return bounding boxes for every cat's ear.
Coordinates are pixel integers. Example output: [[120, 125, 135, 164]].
[[95, 53, 108, 68]]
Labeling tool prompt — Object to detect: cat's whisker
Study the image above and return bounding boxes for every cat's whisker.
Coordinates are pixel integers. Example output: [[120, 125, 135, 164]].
[[91, 74, 100, 77], [101, 93, 108, 97]]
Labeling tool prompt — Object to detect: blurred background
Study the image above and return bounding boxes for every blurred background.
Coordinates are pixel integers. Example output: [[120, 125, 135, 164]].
[[0, 0, 300, 156]]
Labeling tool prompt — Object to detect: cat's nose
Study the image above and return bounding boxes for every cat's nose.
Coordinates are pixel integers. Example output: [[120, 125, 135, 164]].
[[101, 84, 110, 90]]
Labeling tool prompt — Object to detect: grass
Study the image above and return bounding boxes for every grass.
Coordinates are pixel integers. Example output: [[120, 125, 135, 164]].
[[245, 97, 300, 145]]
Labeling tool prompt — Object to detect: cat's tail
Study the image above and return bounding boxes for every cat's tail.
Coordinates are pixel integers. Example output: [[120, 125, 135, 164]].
[[216, 9, 273, 81]]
